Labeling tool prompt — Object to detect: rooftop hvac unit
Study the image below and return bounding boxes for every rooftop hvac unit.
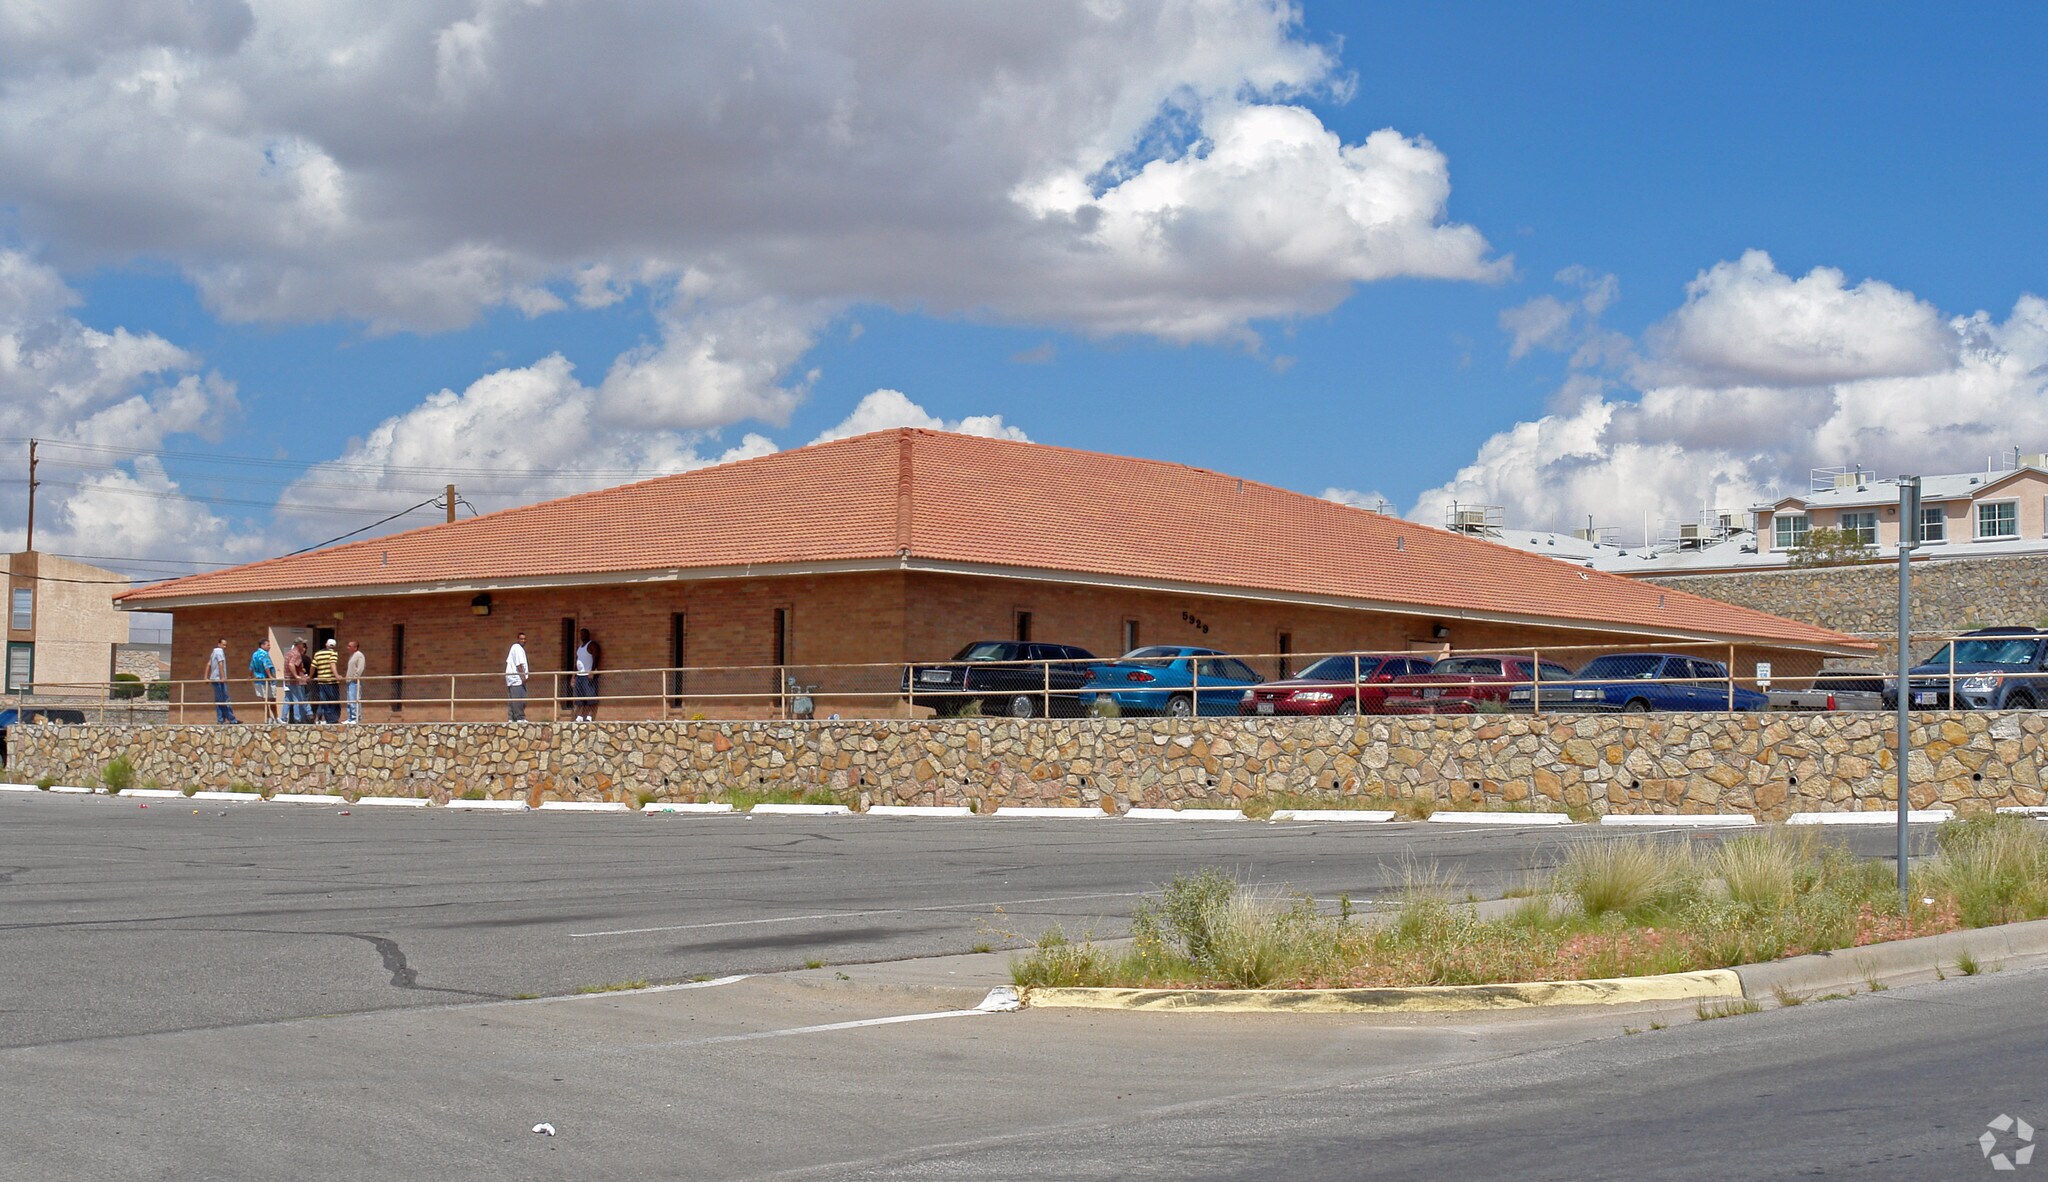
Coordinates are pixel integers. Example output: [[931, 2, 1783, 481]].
[[1453, 509, 1488, 530], [2022, 453, 2048, 471]]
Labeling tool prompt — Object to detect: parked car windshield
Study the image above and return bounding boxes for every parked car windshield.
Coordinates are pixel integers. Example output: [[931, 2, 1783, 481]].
[[1576, 654, 1663, 680], [955, 642, 1015, 661], [1430, 658, 1503, 676], [1922, 638, 2043, 667], [1296, 655, 1363, 680]]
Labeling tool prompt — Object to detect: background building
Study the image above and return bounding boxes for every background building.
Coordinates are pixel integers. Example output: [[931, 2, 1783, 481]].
[[3, 552, 138, 700], [120, 430, 1866, 721]]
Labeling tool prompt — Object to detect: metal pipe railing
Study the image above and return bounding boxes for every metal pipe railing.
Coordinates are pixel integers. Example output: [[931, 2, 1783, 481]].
[[17, 630, 2016, 724]]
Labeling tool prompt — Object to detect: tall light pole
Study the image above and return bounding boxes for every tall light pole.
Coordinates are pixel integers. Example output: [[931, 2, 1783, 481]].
[[1896, 476, 1921, 914]]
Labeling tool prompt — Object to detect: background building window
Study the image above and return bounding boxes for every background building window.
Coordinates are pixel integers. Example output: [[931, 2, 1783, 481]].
[[1918, 506, 1946, 544], [10, 586, 30, 630], [1772, 513, 1809, 550], [1121, 618, 1139, 653], [1978, 500, 2019, 539], [389, 623, 405, 710], [1838, 511, 1878, 545], [1014, 610, 1032, 643], [5, 642, 29, 692]]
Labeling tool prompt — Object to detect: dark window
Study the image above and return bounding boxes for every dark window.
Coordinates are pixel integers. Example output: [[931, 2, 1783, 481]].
[[668, 612, 686, 706], [390, 623, 405, 711], [773, 607, 790, 667], [1276, 632, 1292, 679], [560, 618, 577, 671], [312, 626, 335, 651], [1015, 611, 1032, 643], [1122, 619, 1139, 652]]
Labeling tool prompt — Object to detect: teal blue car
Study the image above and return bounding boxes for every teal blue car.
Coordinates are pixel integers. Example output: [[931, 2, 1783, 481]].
[[1083, 646, 1264, 717]]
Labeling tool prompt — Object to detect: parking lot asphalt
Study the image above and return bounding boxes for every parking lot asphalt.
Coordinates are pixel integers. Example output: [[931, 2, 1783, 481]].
[[5, 939, 2038, 1181], [1, 792, 1934, 1048]]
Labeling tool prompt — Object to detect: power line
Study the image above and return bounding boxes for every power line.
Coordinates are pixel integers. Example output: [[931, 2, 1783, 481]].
[[7, 438, 677, 481], [286, 497, 448, 556], [29, 478, 411, 517]]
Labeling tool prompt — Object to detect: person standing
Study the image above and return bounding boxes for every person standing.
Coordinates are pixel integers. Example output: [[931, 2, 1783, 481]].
[[572, 629, 596, 721], [311, 639, 341, 723], [505, 631, 529, 721], [344, 640, 366, 724], [207, 638, 240, 724], [580, 628, 602, 720], [284, 640, 311, 723], [249, 638, 277, 723]]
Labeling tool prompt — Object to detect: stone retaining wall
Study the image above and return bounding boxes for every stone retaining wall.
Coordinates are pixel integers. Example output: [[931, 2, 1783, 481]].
[[10, 713, 2038, 820], [1646, 554, 2048, 666]]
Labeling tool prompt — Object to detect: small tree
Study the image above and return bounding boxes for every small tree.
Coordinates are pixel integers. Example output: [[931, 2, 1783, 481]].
[[1788, 526, 1877, 568], [110, 672, 144, 700]]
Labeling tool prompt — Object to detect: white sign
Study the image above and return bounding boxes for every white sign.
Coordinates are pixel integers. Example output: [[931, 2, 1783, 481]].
[[1755, 661, 1772, 689]]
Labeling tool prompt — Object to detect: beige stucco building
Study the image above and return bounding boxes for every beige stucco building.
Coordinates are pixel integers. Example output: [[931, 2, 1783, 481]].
[[4, 552, 134, 698]]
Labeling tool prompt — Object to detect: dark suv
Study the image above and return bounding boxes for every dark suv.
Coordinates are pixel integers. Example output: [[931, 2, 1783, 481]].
[[903, 641, 1097, 718], [1887, 627, 2048, 710]]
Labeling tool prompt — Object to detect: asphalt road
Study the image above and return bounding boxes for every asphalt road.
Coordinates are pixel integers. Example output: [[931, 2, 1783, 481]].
[[0, 791, 2007, 1180], [4, 940, 2039, 1180], [1, 793, 1932, 1047]]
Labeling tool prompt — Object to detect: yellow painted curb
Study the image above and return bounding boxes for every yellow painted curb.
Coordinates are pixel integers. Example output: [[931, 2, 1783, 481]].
[[1024, 968, 1743, 1013]]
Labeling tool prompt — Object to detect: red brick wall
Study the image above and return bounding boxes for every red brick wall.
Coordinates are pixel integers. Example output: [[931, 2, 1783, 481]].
[[163, 568, 1832, 721]]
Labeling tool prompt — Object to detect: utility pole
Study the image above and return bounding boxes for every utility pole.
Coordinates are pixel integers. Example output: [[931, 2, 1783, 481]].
[[445, 483, 457, 524], [1896, 475, 1921, 914], [24, 439, 37, 553]]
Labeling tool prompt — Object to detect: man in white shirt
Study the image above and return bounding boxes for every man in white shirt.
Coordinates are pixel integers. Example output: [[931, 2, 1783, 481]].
[[505, 632, 529, 721], [207, 638, 240, 724], [572, 631, 595, 721], [344, 641, 366, 724]]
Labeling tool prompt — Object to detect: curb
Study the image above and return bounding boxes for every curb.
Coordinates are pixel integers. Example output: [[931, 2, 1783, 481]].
[[536, 801, 631, 813], [749, 803, 853, 816], [866, 805, 976, 818], [351, 796, 431, 807], [1427, 811, 1575, 826], [189, 791, 263, 803], [444, 798, 530, 811], [641, 802, 735, 814], [1787, 809, 1956, 826], [991, 806, 1106, 819], [1024, 969, 1742, 1014], [1599, 814, 1757, 828], [1125, 807, 1246, 821], [1269, 809, 1399, 823], [272, 793, 346, 805], [1733, 916, 2048, 999]]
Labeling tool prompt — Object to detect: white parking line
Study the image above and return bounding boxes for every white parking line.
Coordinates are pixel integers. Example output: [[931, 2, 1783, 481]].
[[569, 890, 1147, 939], [647, 988, 1018, 1051]]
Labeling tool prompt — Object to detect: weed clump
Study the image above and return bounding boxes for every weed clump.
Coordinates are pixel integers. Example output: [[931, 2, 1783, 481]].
[[101, 756, 135, 794]]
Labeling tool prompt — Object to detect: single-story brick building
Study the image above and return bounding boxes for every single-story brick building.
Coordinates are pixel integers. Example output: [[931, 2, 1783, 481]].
[[120, 429, 1868, 720]]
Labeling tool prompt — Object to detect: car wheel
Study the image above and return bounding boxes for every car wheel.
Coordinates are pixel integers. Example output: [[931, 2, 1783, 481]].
[[1624, 699, 1651, 713], [1335, 699, 1358, 717], [1005, 694, 1038, 719], [1166, 694, 1194, 719], [2009, 691, 2037, 710]]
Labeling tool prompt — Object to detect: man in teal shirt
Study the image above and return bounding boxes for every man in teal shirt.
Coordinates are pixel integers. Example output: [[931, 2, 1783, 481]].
[[249, 639, 276, 723]]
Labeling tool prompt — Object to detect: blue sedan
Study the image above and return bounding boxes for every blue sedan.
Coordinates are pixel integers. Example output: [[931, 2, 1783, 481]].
[[1084, 646, 1264, 717], [1508, 652, 1768, 713]]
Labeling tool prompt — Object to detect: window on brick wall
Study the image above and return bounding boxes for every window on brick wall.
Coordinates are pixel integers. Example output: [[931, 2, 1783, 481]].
[[1277, 631, 1293, 679], [1122, 618, 1139, 653], [1015, 610, 1032, 643], [10, 587, 30, 630]]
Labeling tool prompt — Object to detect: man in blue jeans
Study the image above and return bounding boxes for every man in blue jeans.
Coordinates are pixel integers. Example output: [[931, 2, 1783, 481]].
[[207, 638, 239, 724], [249, 638, 276, 723]]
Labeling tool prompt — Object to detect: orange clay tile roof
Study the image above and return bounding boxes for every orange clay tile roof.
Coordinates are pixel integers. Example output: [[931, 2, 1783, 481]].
[[120, 428, 1865, 651]]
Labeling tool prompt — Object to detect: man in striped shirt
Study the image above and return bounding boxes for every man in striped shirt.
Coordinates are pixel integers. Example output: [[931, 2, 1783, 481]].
[[311, 639, 342, 724]]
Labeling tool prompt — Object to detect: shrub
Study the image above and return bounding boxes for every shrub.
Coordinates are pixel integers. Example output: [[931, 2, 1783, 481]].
[[1010, 927, 1118, 988], [1125, 870, 1355, 988], [1556, 839, 1697, 919], [101, 756, 136, 794], [1926, 815, 2048, 928], [109, 673, 145, 701], [145, 680, 170, 702], [1710, 832, 1807, 911], [34, 774, 56, 791]]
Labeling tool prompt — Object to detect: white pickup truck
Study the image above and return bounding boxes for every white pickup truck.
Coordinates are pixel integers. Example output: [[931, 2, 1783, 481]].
[[1767, 671, 1886, 712]]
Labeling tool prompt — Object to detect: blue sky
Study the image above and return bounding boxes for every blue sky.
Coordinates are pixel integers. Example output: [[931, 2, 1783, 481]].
[[3, 1, 2045, 577]]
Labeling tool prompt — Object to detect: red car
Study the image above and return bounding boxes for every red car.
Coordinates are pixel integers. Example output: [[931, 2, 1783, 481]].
[[1381, 654, 1574, 715], [1239, 653, 1436, 716]]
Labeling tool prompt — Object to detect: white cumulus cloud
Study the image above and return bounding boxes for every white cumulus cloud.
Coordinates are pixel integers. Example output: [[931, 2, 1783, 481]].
[[1421, 254, 2048, 536], [810, 389, 1029, 445]]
